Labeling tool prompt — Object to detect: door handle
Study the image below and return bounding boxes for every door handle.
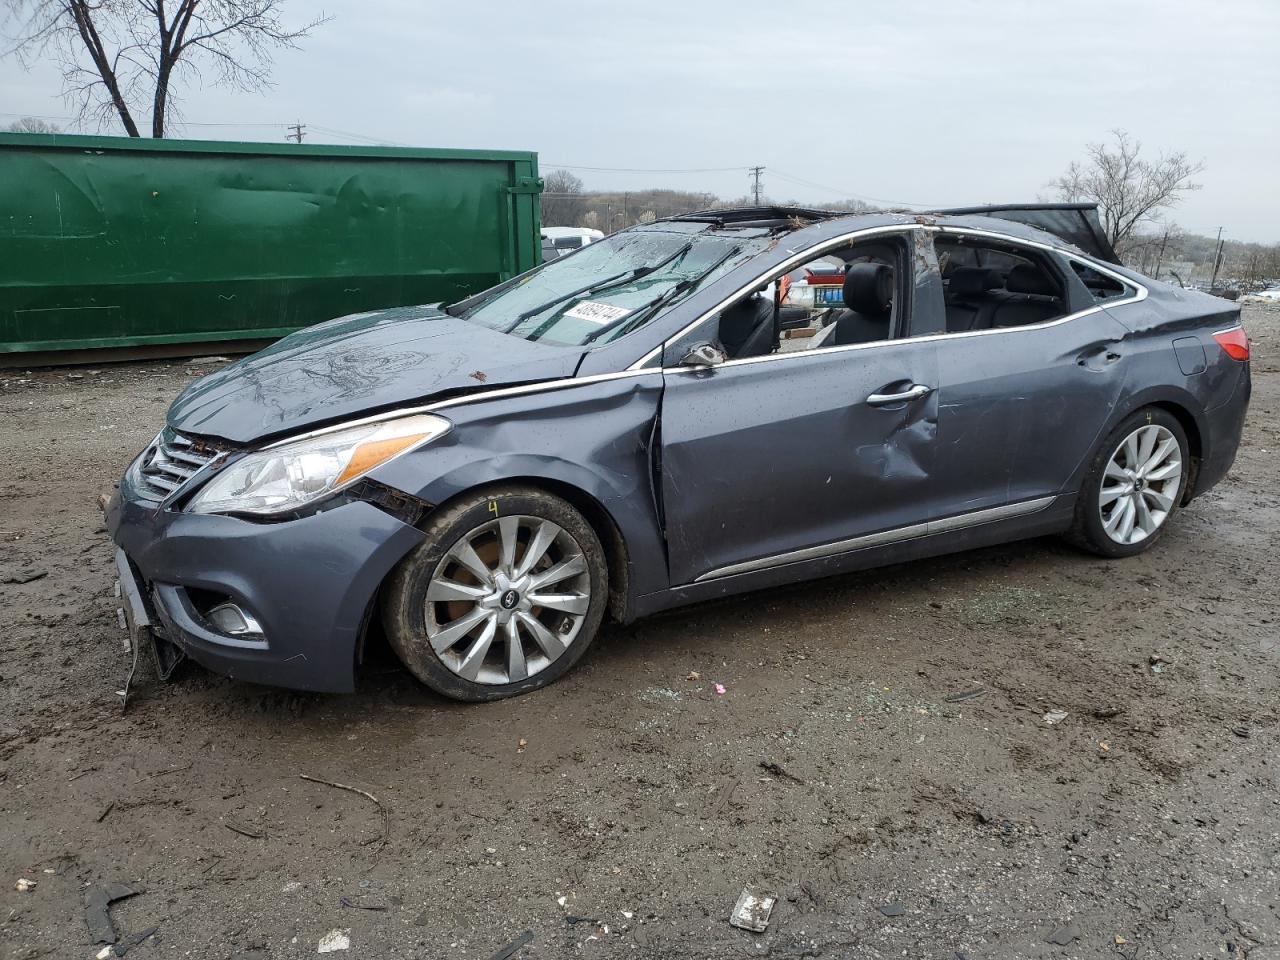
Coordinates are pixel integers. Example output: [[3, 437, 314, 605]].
[[866, 383, 933, 406]]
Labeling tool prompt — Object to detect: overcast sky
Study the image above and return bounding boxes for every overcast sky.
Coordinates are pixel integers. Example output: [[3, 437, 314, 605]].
[[3, 0, 1276, 240]]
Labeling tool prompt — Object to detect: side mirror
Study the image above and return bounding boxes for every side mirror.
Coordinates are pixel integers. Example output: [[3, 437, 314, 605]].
[[680, 342, 727, 368]]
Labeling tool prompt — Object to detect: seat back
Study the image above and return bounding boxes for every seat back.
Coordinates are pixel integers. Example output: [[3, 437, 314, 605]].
[[990, 264, 1064, 328], [718, 294, 776, 359], [831, 262, 893, 346]]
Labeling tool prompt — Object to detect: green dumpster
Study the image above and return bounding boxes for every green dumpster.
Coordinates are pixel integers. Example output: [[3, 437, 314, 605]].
[[0, 133, 542, 359]]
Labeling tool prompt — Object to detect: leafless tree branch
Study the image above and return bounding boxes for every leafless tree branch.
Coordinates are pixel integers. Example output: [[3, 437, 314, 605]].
[[1052, 129, 1204, 258], [1, 0, 329, 137]]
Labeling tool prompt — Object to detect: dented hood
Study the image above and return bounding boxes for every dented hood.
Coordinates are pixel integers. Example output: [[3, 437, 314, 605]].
[[166, 306, 583, 444]]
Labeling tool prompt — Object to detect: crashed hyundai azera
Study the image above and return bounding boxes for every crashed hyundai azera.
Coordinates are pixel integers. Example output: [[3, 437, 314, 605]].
[[107, 206, 1251, 700]]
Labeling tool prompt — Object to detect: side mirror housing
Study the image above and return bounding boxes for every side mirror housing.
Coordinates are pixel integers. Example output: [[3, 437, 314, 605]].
[[680, 342, 728, 368]]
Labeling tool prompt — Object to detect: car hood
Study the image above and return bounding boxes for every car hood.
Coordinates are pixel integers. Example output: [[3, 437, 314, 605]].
[[167, 306, 583, 445]]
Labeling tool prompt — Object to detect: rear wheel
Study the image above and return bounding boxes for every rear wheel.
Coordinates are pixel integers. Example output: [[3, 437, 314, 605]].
[[1068, 407, 1189, 558], [382, 486, 608, 701]]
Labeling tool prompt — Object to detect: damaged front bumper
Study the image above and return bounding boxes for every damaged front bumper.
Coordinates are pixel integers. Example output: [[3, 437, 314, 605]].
[[105, 472, 425, 693]]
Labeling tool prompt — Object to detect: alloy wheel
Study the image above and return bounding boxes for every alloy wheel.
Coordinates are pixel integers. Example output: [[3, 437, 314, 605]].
[[1098, 424, 1182, 545], [424, 515, 591, 685]]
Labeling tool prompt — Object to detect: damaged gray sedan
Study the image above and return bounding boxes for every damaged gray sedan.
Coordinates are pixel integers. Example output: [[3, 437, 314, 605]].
[[107, 205, 1251, 700]]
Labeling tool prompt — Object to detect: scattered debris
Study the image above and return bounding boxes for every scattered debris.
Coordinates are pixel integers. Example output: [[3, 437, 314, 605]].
[[84, 883, 142, 944], [729, 888, 775, 932], [1092, 706, 1124, 719], [1, 567, 46, 584], [112, 924, 158, 956], [758, 760, 803, 784], [556, 895, 568, 907], [1042, 709, 1069, 725], [1232, 726, 1252, 739], [1149, 654, 1167, 674], [225, 820, 266, 839], [317, 929, 350, 953], [714, 683, 726, 696], [878, 902, 905, 917], [469, 370, 489, 382], [299, 775, 389, 847], [96, 802, 115, 823], [686, 671, 701, 681], [339, 896, 388, 911], [1046, 924, 1080, 945], [185, 356, 230, 365], [14, 878, 36, 892], [1115, 935, 1128, 945], [944, 685, 986, 703], [517, 738, 528, 753], [1098, 741, 1111, 753], [486, 930, 533, 960]]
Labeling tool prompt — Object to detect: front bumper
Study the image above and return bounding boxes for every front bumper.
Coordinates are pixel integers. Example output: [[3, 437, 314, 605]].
[[106, 473, 425, 693]]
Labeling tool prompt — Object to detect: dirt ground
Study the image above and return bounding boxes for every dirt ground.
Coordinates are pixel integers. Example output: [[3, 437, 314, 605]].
[[2, 304, 1278, 960]]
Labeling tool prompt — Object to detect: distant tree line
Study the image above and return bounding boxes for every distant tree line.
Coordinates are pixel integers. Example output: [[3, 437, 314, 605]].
[[541, 129, 1276, 289]]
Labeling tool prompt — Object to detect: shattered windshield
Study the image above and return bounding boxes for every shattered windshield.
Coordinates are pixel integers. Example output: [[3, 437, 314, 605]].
[[452, 230, 763, 347]]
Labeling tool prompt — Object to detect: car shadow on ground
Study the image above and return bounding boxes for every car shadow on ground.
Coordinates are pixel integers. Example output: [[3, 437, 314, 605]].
[[157, 532, 1088, 718]]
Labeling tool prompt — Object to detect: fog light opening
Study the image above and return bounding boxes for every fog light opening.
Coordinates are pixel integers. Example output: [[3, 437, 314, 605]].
[[206, 601, 265, 637]]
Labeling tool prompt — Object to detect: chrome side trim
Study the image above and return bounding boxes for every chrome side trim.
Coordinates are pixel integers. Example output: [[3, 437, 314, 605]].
[[646, 224, 1149, 375], [692, 495, 1057, 583], [927, 495, 1056, 534]]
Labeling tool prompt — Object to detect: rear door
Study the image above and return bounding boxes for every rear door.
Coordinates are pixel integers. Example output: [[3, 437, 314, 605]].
[[658, 230, 945, 585], [926, 231, 1131, 515]]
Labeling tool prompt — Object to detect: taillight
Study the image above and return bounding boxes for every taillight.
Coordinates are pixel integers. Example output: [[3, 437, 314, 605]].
[[1212, 326, 1250, 361]]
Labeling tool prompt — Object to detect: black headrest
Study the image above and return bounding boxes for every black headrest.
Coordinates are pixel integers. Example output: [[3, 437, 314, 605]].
[[948, 266, 1002, 295], [1006, 263, 1058, 296], [842, 262, 893, 316]]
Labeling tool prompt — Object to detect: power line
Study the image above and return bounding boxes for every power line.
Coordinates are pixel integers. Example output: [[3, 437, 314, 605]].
[[769, 169, 936, 208], [286, 121, 305, 143], [748, 165, 765, 204]]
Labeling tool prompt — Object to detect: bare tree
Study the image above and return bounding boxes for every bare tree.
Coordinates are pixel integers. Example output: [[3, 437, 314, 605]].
[[1052, 130, 1204, 256], [541, 169, 586, 227], [6, 115, 61, 132], [3, 0, 328, 137]]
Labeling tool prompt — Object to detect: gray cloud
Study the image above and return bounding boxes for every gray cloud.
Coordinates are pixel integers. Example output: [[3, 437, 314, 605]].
[[3, 0, 1276, 239]]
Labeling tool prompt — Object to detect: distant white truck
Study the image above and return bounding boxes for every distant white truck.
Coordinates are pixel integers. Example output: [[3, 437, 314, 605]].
[[541, 226, 604, 258]]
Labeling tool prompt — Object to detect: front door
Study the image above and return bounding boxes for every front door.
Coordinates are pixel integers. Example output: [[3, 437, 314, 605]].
[[659, 339, 941, 585]]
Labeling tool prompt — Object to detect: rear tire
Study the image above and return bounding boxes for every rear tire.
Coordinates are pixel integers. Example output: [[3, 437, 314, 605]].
[[1067, 407, 1189, 558], [382, 485, 608, 702]]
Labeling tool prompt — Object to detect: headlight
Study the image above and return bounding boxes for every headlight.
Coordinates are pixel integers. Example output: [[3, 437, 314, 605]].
[[187, 413, 450, 516]]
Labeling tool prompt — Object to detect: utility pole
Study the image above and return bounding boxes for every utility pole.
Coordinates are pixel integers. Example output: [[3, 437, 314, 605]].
[[749, 166, 765, 205], [287, 121, 306, 143], [1209, 226, 1225, 289]]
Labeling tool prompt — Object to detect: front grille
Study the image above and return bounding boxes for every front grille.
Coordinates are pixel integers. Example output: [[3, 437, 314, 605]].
[[136, 428, 223, 501]]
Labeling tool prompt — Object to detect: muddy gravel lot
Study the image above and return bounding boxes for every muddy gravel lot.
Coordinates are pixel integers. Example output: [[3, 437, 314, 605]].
[[2, 305, 1278, 960]]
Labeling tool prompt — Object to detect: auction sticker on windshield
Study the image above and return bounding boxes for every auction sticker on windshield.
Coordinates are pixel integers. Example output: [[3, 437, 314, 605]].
[[565, 301, 631, 325]]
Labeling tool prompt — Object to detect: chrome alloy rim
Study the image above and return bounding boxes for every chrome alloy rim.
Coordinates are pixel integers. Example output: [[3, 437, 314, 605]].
[[1099, 424, 1183, 545], [424, 515, 590, 685]]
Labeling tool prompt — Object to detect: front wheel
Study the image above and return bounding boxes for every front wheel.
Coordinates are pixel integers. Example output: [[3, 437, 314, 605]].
[[382, 486, 609, 701], [1067, 407, 1189, 558]]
